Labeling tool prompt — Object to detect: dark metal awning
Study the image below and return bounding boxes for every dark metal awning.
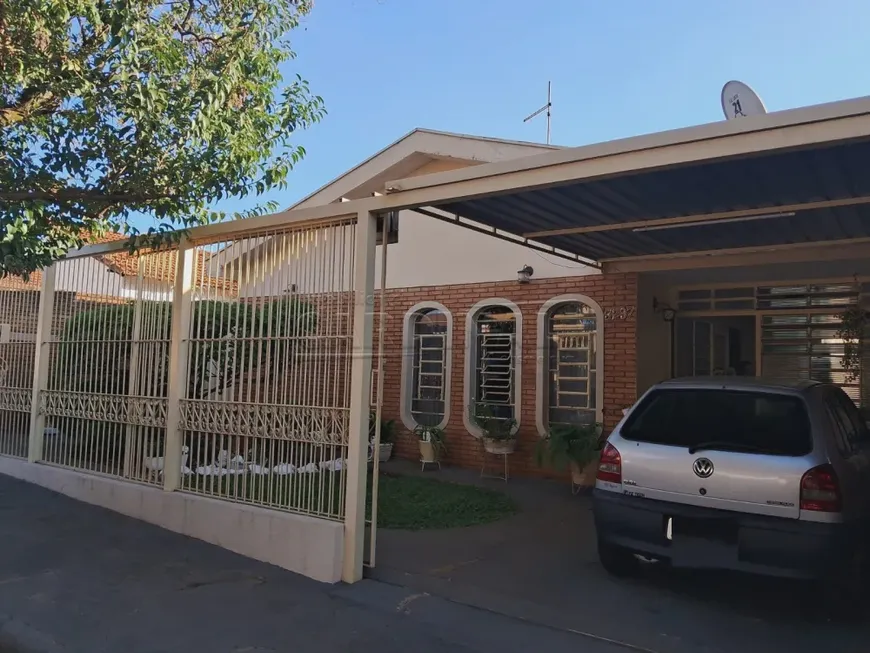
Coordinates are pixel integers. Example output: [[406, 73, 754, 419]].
[[430, 138, 870, 262]]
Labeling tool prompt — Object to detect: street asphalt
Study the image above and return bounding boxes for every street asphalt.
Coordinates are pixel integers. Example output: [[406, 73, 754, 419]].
[[0, 474, 633, 653]]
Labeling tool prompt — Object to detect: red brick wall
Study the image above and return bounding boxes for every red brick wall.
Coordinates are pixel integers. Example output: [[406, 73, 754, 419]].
[[371, 273, 638, 478]]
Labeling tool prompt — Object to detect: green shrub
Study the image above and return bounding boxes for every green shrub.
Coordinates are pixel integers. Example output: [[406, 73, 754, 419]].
[[57, 297, 316, 400]]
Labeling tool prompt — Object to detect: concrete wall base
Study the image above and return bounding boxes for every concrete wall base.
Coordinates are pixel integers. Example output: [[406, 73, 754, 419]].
[[0, 457, 344, 584]]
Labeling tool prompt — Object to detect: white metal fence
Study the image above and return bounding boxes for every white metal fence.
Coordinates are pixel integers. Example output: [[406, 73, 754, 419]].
[[39, 253, 172, 484], [178, 221, 357, 519], [0, 213, 371, 525], [0, 282, 38, 458]]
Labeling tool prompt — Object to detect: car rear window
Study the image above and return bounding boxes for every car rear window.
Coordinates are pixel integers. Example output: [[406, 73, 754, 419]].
[[621, 389, 812, 456]]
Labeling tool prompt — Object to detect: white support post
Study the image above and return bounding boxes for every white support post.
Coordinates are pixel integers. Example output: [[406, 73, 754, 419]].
[[343, 210, 377, 584], [28, 264, 57, 463], [163, 242, 195, 492]]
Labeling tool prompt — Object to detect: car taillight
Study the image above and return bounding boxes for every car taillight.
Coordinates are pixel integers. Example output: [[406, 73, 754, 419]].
[[597, 443, 622, 484], [800, 464, 842, 513]]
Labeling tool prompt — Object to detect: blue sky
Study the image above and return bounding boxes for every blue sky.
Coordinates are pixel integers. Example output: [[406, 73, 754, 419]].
[[207, 0, 870, 221]]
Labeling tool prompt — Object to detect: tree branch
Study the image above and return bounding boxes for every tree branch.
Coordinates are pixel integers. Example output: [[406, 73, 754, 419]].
[[0, 189, 172, 203], [0, 89, 58, 127]]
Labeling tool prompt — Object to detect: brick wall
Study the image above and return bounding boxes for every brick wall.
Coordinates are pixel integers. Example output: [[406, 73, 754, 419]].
[[371, 273, 638, 478]]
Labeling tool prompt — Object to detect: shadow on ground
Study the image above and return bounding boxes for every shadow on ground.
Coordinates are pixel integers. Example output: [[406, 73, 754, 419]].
[[369, 460, 869, 653]]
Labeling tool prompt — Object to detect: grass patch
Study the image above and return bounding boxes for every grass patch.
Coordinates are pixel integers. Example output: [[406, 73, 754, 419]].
[[372, 473, 519, 530], [180, 470, 519, 530]]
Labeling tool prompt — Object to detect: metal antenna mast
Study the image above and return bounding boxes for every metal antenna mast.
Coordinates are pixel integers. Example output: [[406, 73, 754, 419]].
[[523, 81, 552, 144]]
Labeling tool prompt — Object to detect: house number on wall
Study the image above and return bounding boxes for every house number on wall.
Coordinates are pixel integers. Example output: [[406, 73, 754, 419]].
[[603, 306, 636, 321]]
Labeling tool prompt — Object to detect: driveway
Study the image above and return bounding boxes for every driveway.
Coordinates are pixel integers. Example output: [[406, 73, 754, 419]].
[[370, 462, 868, 653]]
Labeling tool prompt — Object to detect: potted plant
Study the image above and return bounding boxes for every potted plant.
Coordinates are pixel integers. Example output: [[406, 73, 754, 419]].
[[470, 402, 517, 455], [415, 424, 446, 468], [370, 411, 396, 463], [535, 422, 602, 492]]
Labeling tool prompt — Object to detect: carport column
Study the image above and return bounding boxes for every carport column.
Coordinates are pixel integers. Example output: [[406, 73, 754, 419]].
[[343, 209, 377, 583], [163, 239, 195, 493], [28, 263, 56, 463]]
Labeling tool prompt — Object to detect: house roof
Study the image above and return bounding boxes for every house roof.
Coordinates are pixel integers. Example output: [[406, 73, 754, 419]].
[[370, 95, 870, 267], [289, 127, 559, 209], [215, 128, 559, 269]]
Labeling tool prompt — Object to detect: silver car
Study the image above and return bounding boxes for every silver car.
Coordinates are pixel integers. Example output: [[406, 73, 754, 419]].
[[593, 377, 870, 592]]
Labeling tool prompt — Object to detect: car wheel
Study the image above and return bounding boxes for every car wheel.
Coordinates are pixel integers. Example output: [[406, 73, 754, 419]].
[[598, 539, 637, 577]]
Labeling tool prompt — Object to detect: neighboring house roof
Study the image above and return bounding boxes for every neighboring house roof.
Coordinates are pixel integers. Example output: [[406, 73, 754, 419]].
[[0, 233, 236, 294], [0, 271, 42, 291]]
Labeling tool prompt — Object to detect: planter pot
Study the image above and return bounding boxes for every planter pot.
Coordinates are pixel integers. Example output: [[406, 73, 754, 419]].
[[377, 443, 393, 463], [483, 438, 516, 455], [419, 440, 437, 463], [569, 459, 599, 493]]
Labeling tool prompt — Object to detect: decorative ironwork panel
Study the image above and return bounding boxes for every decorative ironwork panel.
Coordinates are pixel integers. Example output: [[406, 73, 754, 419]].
[[0, 388, 31, 413], [41, 391, 167, 427], [179, 400, 348, 444]]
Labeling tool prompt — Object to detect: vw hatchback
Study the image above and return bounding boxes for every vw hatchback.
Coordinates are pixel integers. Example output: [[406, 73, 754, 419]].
[[593, 377, 870, 591]]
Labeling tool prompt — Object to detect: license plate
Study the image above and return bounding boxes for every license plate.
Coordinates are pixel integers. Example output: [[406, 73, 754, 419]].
[[666, 516, 737, 544]]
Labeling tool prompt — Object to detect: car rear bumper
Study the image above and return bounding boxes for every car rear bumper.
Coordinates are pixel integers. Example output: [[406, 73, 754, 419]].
[[593, 489, 861, 580]]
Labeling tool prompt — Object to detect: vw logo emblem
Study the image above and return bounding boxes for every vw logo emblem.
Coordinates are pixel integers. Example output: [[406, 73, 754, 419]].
[[693, 457, 714, 478]]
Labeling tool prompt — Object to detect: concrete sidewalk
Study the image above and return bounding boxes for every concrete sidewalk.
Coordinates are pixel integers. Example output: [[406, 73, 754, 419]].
[[0, 474, 629, 653]]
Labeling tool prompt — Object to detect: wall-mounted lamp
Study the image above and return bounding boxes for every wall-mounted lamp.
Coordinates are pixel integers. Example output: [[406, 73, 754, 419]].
[[652, 296, 676, 322], [517, 265, 534, 284]]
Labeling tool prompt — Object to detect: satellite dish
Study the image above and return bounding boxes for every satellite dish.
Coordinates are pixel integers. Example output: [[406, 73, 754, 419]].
[[720, 80, 766, 120]]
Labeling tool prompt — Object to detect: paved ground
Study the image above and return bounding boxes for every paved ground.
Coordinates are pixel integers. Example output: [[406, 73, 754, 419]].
[[372, 461, 869, 653], [0, 474, 636, 653]]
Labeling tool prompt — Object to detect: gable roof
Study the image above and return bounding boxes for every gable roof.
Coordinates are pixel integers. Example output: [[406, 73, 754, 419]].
[[214, 128, 561, 271], [290, 128, 561, 210]]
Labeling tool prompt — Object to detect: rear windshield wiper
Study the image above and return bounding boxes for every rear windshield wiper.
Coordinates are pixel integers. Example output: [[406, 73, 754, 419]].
[[688, 441, 770, 455]]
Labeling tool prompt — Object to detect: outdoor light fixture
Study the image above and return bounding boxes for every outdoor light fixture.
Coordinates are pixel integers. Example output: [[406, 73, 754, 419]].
[[632, 211, 796, 233], [517, 265, 534, 284]]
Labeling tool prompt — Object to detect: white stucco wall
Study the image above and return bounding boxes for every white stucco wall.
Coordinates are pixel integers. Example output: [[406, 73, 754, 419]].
[[56, 257, 172, 300], [372, 210, 597, 289]]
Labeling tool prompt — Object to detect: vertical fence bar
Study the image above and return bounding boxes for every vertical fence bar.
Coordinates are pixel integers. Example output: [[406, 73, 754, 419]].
[[163, 242, 195, 492], [28, 264, 57, 463], [123, 257, 145, 478], [342, 210, 377, 583]]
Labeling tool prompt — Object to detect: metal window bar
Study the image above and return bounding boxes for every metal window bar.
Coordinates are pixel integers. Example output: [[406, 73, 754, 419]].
[[547, 304, 596, 426], [553, 334, 592, 408], [474, 308, 516, 420], [414, 334, 446, 400]]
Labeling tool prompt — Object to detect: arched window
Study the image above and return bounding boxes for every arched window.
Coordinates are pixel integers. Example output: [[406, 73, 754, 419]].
[[400, 302, 452, 430], [536, 295, 604, 436], [463, 299, 522, 437]]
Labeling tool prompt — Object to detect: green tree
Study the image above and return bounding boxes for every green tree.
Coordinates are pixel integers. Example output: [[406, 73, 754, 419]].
[[0, 0, 324, 276]]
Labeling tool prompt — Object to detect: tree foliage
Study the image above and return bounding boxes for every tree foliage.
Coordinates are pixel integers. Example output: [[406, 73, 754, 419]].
[[0, 0, 325, 276], [57, 297, 316, 399]]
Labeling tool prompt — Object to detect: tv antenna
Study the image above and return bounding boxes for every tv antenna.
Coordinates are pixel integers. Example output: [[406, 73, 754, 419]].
[[523, 81, 552, 144]]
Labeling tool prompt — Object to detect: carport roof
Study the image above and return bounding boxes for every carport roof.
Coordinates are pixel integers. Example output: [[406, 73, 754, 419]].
[[383, 95, 870, 264]]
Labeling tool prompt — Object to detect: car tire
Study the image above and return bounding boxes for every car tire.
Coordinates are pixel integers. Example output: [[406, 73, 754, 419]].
[[598, 539, 637, 577]]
